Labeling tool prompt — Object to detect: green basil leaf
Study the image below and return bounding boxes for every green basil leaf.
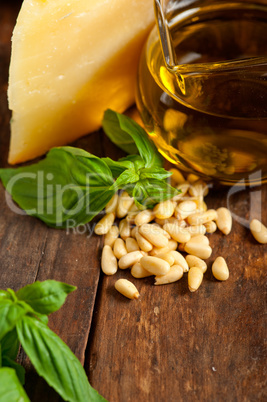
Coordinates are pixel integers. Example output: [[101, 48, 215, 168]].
[[103, 110, 163, 168], [0, 367, 30, 402], [0, 300, 27, 341], [0, 291, 11, 301], [118, 155, 145, 171], [7, 289, 18, 302], [1, 357, 25, 385], [13, 300, 49, 325], [112, 169, 140, 191], [102, 110, 139, 154], [0, 147, 115, 228], [133, 179, 179, 209], [17, 316, 107, 402], [139, 167, 172, 181], [102, 155, 145, 180], [102, 157, 133, 178], [1, 328, 19, 361], [31, 312, 49, 325], [16, 280, 76, 315]]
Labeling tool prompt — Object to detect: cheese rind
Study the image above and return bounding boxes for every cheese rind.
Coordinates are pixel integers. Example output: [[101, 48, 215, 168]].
[[8, 0, 154, 164]]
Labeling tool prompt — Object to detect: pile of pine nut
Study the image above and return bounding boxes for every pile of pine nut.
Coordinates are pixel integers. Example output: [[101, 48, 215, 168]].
[[95, 169, 266, 299]]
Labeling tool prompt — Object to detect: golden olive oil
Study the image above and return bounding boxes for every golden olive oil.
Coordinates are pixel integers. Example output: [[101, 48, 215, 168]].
[[136, 3, 267, 184]]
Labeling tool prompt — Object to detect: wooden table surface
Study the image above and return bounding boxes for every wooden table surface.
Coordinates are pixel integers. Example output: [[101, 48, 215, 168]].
[[0, 2, 266, 401]]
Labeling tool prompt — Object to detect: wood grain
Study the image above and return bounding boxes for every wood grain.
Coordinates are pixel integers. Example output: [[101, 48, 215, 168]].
[[0, 2, 266, 402]]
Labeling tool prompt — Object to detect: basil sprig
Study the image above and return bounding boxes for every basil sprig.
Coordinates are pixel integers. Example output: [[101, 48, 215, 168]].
[[0, 147, 116, 228], [0, 110, 179, 227], [0, 280, 107, 402], [103, 109, 163, 168]]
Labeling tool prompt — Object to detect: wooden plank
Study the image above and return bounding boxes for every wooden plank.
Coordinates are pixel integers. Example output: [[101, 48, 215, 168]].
[[85, 184, 266, 402], [17, 219, 103, 402], [0, 3, 104, 400], [0, 142, 103, 399]]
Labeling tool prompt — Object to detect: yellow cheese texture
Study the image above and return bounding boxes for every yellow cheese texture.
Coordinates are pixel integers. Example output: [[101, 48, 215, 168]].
[[8, 0, 154, 164]]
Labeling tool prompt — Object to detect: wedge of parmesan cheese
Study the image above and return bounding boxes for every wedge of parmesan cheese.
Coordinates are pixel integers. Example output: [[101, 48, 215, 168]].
[[8, 0, 154, 164]]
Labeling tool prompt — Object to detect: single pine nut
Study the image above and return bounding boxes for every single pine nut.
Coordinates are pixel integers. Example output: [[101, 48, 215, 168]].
[[126, 237, 140, 252], [175, 200, 197, 219], [140, 256, 170, 276], [186, 255, 207, 273], [115, 279, 140, 299], [131, 226, 138, 238], [113, 238, 127, 259], [168, 250, 189, 272], [169, 168, 185, 185], [184, 242, 212, 259], [212, 256, 229, 281], [150, 246, 170, 256], [155, 217, 178, 226], [140, 251, 148, 256], [204, 221, 217, 234], [117, 191, 134, 218], [155, 217, 187, 228], [193, 198, 208, 212], [126, 205, 140, 223], [153, 200, 175, 219], [150, 239, 178, 256], [94, 212, 115, 235], [139, 224, 169, 248], [168, 239, 179, 251], [128, 203, 140, 214], [184, 224, 206, 236], [187, 209, 218, 226], [156, 252, 175, 266], [201, 201, 208, 212], [216, 207, 232, 235], [172, 182, 190, 200], [188, 267, 203, 292], [131, 262, 152, 278], [250, 219, 267, 244], [135, 209, 155, 226], [101, 245, 118, 275], [187, 173, 200, 184], [119, 251, 144, 269], [150, 223, 171, 239], [188, 180, 209, 197], [135, 231, 153, 252], [119, 219, 131, 240], [155, 265, 183, 285], [105, 193, 119, 214], [188, 234, 209, 245], [104, 225, 119, 247], [163, 223, 191, 243]]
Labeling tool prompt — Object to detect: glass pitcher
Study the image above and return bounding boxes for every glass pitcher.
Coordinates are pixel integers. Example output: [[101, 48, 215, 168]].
[[136, 0, 267, 185]]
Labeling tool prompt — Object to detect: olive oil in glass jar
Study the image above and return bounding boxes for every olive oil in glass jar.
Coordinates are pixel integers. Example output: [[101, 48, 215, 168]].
[[136, 1, 267, 185]]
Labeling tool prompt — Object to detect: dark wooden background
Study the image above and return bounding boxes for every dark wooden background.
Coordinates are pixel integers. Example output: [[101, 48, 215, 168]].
[[0, 2, 266, 401]]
